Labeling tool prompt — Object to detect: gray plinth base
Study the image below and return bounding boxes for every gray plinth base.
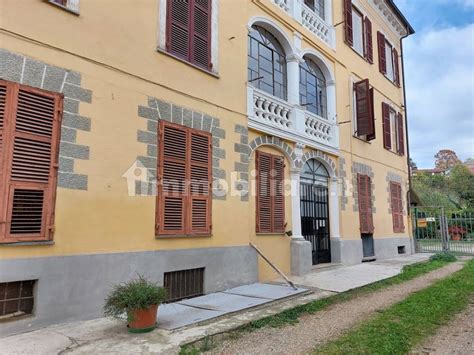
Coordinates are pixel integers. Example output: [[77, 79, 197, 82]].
[[291, 238, 312, 276]]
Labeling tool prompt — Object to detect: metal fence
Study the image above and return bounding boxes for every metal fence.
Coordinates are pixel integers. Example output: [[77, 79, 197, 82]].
[[412, 207, 474, 255]]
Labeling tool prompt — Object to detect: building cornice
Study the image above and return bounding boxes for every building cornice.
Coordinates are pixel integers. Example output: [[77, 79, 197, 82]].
[[369, 0, 414, 38]]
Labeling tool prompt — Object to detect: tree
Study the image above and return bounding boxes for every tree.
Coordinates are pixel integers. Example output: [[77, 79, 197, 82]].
[[434, 149, 461, 170], [449, 164, 474, 208], [409, 158, 417, 172]]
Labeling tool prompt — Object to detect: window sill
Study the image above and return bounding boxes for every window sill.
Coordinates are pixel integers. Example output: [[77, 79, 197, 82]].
[[382, 73, 401, 88], [384, 147, 405, 157], [256, 232, 287, 236], [47, 1, 80, 16], [352, 134, 373, 144], [156, 234, 212, 239], [347, 44, 372, 65], [0, 240, 55, 246], [156, 48, 219, 79]]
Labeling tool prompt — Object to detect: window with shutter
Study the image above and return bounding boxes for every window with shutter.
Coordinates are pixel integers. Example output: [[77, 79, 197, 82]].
[[256, 151, 285, 234], [382, 102, 391, 150], [377, 32, 387, 74], [156, 121, 211, 236], [397, 112, 405, 155], [390, 182, 404, 233], [354, 79, 375, 141], [166, 0, 211, 70], [363, 18, 373, 63], [357, 174, 374, 234], [0, 80, 62, 243], [343, 0, 353, 46]]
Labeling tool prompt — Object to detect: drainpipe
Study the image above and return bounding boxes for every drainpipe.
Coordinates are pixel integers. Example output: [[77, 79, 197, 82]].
[[400, 28, 412, 214]]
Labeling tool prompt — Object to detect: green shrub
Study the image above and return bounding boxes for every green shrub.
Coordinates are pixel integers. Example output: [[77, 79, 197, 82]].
[[104, 276, 167, 320], [429, 252, 457, 262]]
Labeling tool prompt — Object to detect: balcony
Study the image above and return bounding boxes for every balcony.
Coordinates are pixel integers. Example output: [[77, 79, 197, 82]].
[[271, 0, 335, 49], [247, 86, 339, 153]]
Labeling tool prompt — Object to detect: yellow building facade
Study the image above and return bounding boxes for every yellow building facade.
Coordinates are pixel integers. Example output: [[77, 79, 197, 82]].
[[0, 0, 413, 334]]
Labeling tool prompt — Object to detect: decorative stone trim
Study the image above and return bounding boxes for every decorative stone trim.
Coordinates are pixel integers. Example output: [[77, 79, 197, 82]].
[[234, 124, 249, 202], [248, 135, 298, 169], [351, 162, 376, 213], [339, 156, 348, 211], [136, 97, 226, 199], [0, 49, 91, 190], [386, 172, 406, 216], [301, 149, 337, 177]]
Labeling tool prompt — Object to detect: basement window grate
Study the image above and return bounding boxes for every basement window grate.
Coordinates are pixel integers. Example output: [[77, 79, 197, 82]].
[[164, 268, 204, 303], [398, 246, 406, 254], [0, 280, 35, 320]]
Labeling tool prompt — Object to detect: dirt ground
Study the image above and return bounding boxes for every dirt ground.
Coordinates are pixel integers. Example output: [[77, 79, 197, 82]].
[[412, 300, 474, 355], [208, 262, 465, 355]]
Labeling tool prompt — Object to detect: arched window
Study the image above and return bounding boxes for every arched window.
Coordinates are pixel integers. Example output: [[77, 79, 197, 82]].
[[301, 159, 329, 185], [299, 57, 327, 118], [248, 25, 287, 100]]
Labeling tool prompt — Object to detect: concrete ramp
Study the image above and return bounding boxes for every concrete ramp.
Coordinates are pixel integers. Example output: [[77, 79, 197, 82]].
[[157, 283, 307, 330]]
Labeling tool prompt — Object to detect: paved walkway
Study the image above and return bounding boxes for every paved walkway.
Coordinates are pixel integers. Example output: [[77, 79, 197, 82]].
[[0, 253, 431, 355]]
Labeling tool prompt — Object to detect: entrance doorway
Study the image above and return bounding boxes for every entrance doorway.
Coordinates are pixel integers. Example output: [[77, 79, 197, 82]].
[[300, 159, 331, 265]]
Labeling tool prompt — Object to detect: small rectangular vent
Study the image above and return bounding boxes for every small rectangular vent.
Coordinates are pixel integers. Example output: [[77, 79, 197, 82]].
[[398, 245, 406, 254], [0, 280, 35, 319], [164, 267, 204, 303]]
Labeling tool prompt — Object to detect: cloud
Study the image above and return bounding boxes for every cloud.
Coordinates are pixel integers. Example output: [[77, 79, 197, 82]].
[[404, 24, 474, 168]]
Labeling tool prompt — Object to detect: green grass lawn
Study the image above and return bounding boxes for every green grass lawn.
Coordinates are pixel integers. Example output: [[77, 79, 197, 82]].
[[314, 259, 474, 355], [180, 257, 455, 354]]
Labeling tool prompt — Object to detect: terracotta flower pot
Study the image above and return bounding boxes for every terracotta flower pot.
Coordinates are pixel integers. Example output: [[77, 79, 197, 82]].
[[127, 304, 158, 333], [452, 234, 461, 241]]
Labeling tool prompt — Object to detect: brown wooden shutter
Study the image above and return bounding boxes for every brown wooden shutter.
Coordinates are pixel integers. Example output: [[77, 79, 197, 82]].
[[357, 174, 374, 234], [256, 151, 285, 233], [364, 17, 373, 63], [393, 48, 400, 86], [390, 182, 404, 233], [343, 0, 353, 46], [256, 151, 272, 233], [157, 121, 188, 235], [0, 81, 62, 243], [354, 79, 374, 139], [377, 32, 387, 74], [272, 155, 285, 233], [367, 88, 376, 141], [167, 0, 191, 60], [382, 102, 391, 150], [189, 129, 211, 234], [0, 81, 8, 239], [191, 0, 211, 69], [397, 112, 405, 155]]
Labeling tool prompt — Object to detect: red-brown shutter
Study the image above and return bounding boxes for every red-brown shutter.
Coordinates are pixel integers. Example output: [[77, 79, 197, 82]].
[[157, 121, 212, 236], [167, 0, 191, 60], [343, 0, 353, 46], [354, 79, 374, 139], [256, 151, 272, 233], [377, 32, 387, 74], [0, 81, 62, 243], [393, 48, 400, 86], [256, 151, 285, 233], [382, 102, 391, 150], [390, 182, 404, 233], [157, 122, 188, 235], [364, 17, 373, 63], [191, 0, 211, 69], [272, 155, 285, 233], [357, 174, 374, 234], [189, 129, 211, 234], [167, 0, 211, 70], [397, 112, 405, 155], [367, 88, 376, 141]]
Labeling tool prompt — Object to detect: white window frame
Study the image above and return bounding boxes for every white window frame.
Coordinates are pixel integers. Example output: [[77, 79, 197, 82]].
[[351, 6, 364, 56], [157, 0, 219, 74], [385, 41, 395, 82]]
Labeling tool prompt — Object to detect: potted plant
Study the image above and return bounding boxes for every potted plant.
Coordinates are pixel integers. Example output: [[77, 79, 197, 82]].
[[448, 225, 467, 241], [104, 276, 167, 333]]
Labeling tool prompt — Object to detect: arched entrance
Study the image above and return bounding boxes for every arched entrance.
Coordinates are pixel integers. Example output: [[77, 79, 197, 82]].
[[300, 159, 331, 264]]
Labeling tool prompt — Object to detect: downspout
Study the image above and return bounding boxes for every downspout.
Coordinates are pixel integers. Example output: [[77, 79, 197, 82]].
[[400, 27, 412, 217]]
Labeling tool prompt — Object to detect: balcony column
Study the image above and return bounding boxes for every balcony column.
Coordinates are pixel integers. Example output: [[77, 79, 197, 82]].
[[290, 143, 312, 276], [287, 54, 305, 134]]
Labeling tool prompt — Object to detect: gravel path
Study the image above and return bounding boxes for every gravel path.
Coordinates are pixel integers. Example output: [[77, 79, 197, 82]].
[[208, 262, 465, 355], [412, 300, 474, 354]]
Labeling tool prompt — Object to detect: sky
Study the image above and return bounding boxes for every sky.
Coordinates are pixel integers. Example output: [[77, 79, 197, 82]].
[[394, 0, 474, 168]]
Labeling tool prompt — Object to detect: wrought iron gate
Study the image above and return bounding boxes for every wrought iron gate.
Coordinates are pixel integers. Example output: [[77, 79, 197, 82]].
[[412, 206, 474, 255], [300, 182, 331, 264]]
